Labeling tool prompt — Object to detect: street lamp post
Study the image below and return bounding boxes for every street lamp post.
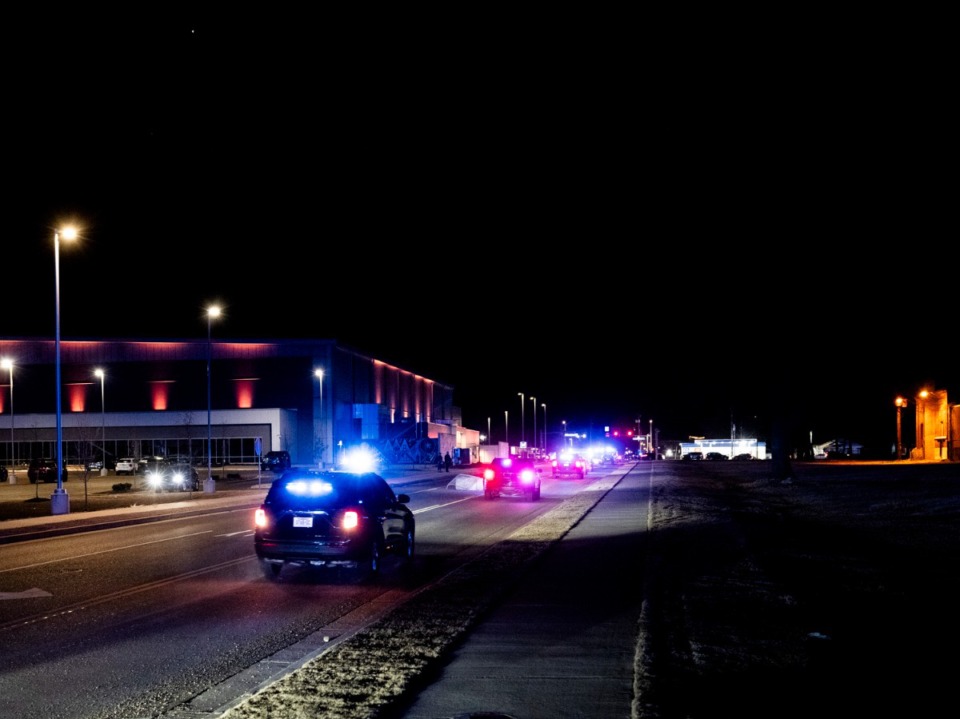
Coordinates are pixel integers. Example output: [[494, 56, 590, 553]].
[[530, 396, 537, 456], [562, 420, 567, 448], [1, 358, 12, 482], [919, 389, 929, 459], [518, 393, 525, 451], [504, 410, 509, 452], [95, 368, 107, 476], [649, 419, 654, 459], [895, 396, 908, 460], [541, 402, 546, 453], [205, 305, 221, 493], [52, 226, 78, 515], [314, 368, 324, 469], [487, 417, 491, 446]]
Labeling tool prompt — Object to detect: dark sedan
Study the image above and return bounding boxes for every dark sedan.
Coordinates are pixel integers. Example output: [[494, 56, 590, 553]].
[[27, 458, 67, 483], [482, 457, 542, 501], [551, 451, 589, 479], [254, 470, 415, 578]]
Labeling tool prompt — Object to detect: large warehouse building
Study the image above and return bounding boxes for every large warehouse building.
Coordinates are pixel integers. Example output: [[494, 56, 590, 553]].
[[0, 337, 477, 474]]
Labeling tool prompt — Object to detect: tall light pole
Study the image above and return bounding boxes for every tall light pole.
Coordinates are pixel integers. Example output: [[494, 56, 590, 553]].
[[518, 392, 525, 450], [562, 420, 567, 448], [314, 368, 324, 469], [530, 396, 537, 456], [919, 389, 929, 459], [895, 396, 908, 460], [649, 418, 654, 459], [95, 368, 107, 476], [504, 410, 509, 452], [52, 225, 78, 515], [541, 402, 546, 454], [487, 417, 491, 446], [205, 305, 221, 493], [1, 358, 12, 481]]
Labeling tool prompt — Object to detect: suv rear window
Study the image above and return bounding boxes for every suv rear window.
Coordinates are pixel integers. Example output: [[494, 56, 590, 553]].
[[264, 472, 395, 511]]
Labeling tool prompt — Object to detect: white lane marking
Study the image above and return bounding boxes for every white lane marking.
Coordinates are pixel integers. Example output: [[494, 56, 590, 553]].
[[0, 587, 54, 601], [413, 495, 477, 513]]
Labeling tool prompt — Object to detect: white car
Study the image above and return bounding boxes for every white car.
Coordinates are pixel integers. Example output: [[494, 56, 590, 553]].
[[115, 458, 138, 476]]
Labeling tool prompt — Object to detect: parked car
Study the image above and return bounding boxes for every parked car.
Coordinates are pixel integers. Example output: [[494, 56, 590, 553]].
[[115, 457, 138, 475], [551, 451, 589, 479], [260, 450, 291, 472], [254, 469, 415, 578], [731, 453, 754, 461], [144, 460, 200, 491], [682, 451, 704, 461], [705, 452, 729, 461], [27, 458, 67, 483], [483, 456, 542, 501], [137, 456, 167, 474]]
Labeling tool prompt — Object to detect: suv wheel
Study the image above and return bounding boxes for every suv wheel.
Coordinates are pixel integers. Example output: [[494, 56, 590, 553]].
[[369, 538, 383, 574], [402, 529, 416, 565]]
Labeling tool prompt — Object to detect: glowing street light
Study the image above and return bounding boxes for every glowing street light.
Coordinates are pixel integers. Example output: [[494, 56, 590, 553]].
[[314, 368, 324, 469], [52, 225, 79, 515], [1, 358, 12, 481], [541, 402, 547, 453], [205, 305, 221, 492], [895, 396, 908, 460], [94, 368, 107, 476], [919, 389, 929, 459], [504, 410, 509, 449]]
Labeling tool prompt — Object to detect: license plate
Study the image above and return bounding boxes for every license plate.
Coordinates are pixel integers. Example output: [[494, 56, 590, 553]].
[[293, 516, 313, 528]]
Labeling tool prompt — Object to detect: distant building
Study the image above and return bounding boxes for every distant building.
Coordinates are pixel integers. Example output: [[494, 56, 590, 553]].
[[677, 438, 767, 460], [0, 338, 478, 470]]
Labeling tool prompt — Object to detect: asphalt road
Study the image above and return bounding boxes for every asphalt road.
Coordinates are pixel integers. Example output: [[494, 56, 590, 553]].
[[3, 459, 959, 719]]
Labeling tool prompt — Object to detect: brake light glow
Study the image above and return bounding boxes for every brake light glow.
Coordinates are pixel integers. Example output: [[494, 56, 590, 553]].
[[342, 510, 360, 530], [483, 468, 496, 481], [254, 508, 268, 528]]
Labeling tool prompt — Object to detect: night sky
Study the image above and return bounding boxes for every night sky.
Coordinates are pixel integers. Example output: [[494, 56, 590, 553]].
[[7, 11, 954, 454]]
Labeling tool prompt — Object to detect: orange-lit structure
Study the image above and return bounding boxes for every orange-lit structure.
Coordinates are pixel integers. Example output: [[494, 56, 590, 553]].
[[913, 388, 958, 461]]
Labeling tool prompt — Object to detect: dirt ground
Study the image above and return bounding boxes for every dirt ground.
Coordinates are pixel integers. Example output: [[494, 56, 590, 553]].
[[638, 459, 960, 718]]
